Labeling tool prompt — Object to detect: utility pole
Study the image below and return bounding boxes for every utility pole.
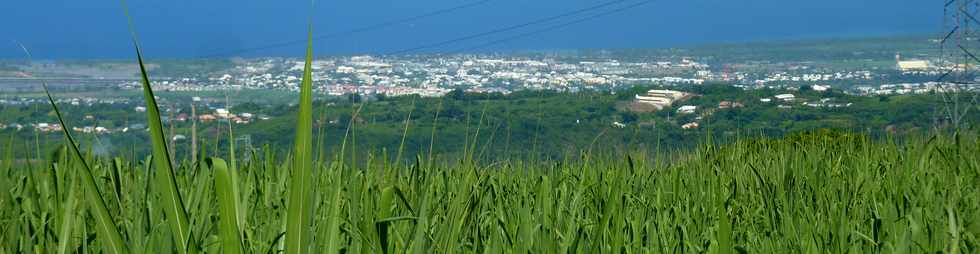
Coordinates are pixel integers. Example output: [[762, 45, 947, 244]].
[[939, 0, 980, 130], [168, 102, 176, 163], [225, 92, 234, 168], [191, 102, 198, 165]]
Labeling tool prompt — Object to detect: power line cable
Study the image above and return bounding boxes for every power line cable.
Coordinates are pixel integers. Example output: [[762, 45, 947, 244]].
[[384, 0, 632, 55], [200, 0, 492, 58], [452, 0, 656, 54]]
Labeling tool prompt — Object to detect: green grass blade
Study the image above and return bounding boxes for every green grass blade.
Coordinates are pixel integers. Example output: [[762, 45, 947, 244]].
[[119, 1, 195, 251], [394, 98, 416, 166], [209, 158, 244, 254], [229, 119, 237, 170], [57, 167, 78, 254], [285, 21, 316, 254], [323, 170, 344, 254], [227, 118, 245, 235], [114, 27, 194, 254], [410, 184, 432, 254], [133, 45, 195, 254], [716, 203, 732, 254]]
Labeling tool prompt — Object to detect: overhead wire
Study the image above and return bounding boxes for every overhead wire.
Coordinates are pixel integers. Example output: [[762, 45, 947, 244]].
[[451, 0, 657, 54], [199, 0, 492, 58], [199, 0, 656, 57], [383, 0, 633, 55]]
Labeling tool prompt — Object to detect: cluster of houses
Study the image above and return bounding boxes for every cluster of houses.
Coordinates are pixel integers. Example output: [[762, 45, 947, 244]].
[[855, 82, 979, 96], [748, 71, 874, 88], [674, 101, 746, 129], [0, 102, 269, 135], [1, 96, 132, 107], [17, 122, 147, 134], [631, 89, 748, 130], [804, 98, 852, 108], [0, 123, 25, 131], [135, 105, 266, 125], [758, 93, 853, 109], [630, 87, 862, 130], [197, 108, 262, 124]]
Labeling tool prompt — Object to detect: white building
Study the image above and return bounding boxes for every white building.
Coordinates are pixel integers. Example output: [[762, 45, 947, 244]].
[[635, 89, 687, 110], [775, 94, 796, 102], [898, 61, 930, 71], [677, 105, 697, 114], [215, 108, 231, 118], [896, 53, 930, 71], [172, 135, 187, 141]]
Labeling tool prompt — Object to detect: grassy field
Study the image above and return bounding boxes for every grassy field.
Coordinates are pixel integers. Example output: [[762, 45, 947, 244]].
[[2, 128, 978, 253]]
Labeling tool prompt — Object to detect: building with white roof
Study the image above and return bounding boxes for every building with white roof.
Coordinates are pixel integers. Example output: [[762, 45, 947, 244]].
[[635, 89, 688, 110], [677, 105, 697, 114]]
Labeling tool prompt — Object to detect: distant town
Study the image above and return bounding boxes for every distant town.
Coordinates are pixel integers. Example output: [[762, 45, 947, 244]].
[[1, 36, 978, 138], [104, 53, 966, 96]]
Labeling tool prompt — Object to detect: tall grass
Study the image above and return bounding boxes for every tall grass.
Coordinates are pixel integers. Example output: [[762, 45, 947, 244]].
[[285, 22, 317, 254], [122, 15, 198, 254], [3, 125, 977, 252], [209, 158, 244, 254]]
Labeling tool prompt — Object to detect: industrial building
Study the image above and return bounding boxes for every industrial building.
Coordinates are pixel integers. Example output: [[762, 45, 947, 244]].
[[634, 89, 688, 110]]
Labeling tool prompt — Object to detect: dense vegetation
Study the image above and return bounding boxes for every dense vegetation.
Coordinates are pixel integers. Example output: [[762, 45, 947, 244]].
[[3, 128, 978, 252]]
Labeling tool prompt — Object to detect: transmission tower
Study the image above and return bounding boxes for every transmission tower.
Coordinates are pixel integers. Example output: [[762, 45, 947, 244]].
[[938, 0, 980, 130]]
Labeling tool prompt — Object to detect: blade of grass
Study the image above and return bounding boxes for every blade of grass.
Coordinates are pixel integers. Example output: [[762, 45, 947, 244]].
[[118, 2, 195, 252], [226, 115, 245, 236], [136, 45, 195, 254], [394, 98, 417, 166], [322, 170, 344, 254], [228, 116, 237, 172], [716, 198, 731, 254], [209, 158, 244, 254], [2, 133, 12, 170], [410, 184, 432, 254], [56, 165, 78, 254], [427, 99, 444, 165], [466, 102, 489, 163], [339, 104, 364, 167], [285, 18, 316, 254]]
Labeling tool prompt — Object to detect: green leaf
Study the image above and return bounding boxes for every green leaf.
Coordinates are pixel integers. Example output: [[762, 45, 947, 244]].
[[716, 203, 732, 254], [209, 158, 244, 254], [285, 21, 316, 254], [135, 45, 195, 254], [57, 168, 78, 254], [118, 3, 196, 250]]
